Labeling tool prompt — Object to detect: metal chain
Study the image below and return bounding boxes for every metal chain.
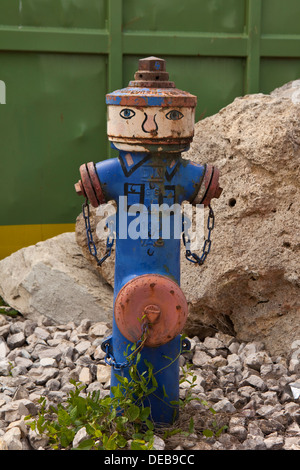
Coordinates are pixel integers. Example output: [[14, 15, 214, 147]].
[[182, 204, 215, 266], [103, 322, 149, 371], [82, 199, 114, 266]]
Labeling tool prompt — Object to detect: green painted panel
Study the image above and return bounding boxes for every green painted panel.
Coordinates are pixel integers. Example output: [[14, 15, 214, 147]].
[[260, 58, 300, 94], [123, 0, 246, 33], [261, 0, 300, 35], [0, 0, 300, 241], [123, 55, 245, 121], [0, 0, 107, 29], [0, 52, 107, 225]]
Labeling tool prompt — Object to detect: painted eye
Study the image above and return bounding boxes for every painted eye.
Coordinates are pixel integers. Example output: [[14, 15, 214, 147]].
[[166, 110, 184, 121], [120, 108, 136, 119]]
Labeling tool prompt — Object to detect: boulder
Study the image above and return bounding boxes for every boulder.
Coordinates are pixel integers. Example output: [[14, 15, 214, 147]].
[[75, 81, 300, 356], [0, 232, 113, 325], [181, 80, 300, 356], [75, 207, 115, 288]]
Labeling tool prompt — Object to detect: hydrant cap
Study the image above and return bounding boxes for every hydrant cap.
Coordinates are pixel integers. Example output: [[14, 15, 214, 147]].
[[106, 57, 197, 108], [114, 274, 189, 347]]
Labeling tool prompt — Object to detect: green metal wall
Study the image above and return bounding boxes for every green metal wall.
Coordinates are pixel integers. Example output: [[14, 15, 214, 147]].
[[0, 0, 300, 257]]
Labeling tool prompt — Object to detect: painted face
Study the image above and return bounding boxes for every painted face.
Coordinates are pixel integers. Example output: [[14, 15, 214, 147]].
[[107, 105, 195, 153]]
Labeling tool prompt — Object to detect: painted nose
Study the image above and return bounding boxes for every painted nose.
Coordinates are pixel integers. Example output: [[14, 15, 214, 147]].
[[142, 113, 158, 134]]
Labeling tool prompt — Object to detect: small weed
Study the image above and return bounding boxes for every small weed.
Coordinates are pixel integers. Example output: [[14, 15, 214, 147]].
[[26, 341, 227, 450], [26, 352, 158, 450], [0, 296, 20, 317]]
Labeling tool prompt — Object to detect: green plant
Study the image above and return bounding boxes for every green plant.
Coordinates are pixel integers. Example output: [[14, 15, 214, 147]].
[[0, 296, 19, 317], [26, 341, 227, 450], [0, 296, 7, 306], [26, 352, 159, 450]]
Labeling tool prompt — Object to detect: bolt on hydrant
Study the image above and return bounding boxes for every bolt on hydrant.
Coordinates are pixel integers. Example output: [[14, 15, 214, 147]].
[[75, 57, 222, 425]]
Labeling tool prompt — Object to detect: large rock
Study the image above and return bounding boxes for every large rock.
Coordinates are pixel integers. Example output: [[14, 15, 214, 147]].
[[75, 81, 300, 357], [75, 207, 115, 288], [182, 80, 300, 356], [0, 233, 113, 325]]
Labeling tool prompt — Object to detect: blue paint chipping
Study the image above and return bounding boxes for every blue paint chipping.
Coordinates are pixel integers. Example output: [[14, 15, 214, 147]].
[[106, 89, 169, 106]]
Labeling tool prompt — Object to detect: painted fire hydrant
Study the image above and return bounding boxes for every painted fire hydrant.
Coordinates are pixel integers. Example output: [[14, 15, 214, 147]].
[[75, 57, 222, 424]]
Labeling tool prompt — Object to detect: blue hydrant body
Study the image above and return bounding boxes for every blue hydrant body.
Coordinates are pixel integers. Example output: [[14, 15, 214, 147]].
[[75, 57, 222, 425], [96, 150, 206, 423]]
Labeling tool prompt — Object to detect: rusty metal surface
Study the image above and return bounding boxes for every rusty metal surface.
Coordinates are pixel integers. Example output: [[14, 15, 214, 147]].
[[75, 162, 105, 207], [106, 134, 194, 147], [202, 166, 223, 206], [106, 57, 197, 108], [74, 180, 86, 198], [87, 162, 106, 205], [192, 164, 222, 206], [79, 163, 98, 207], [131, 56, 174, 88], [138, 57, 166, 72], [144, 304, 161, 325], [106, 87, 197, 108], [114, 274, 189, 347], [192, 164, 213, 205]]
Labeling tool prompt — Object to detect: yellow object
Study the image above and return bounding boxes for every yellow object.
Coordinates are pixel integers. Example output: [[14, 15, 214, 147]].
[[0, 224, 75, 260]]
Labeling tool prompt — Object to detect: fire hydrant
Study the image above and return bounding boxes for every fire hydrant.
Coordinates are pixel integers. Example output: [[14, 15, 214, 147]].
[[75, 57, 222, 424]]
